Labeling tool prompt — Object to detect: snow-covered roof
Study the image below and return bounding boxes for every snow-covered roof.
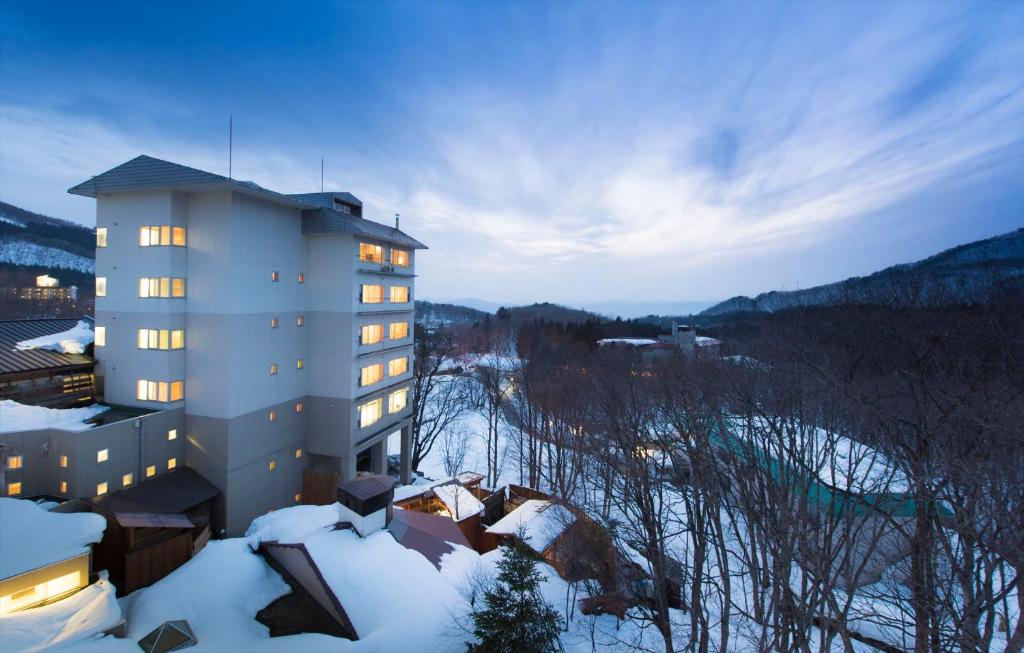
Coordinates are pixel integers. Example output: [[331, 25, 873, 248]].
[[485, 500, 575, 553], [0, 577, 122, 653], [597, 338, 658, 347], [0, 400, 110, 434], [15, 320, 93, 355], [245, 504, 339, 546], [0, 499, 106, 579], [695, 336, 722, 347], [432, 482, 484, 522]]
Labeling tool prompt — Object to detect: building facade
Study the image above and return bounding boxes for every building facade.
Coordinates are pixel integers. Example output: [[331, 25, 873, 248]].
[[69, 155, 426, 534]]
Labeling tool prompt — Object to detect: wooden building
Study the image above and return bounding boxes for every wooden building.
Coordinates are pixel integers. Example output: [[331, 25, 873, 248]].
[[0, 318, 95, 407]]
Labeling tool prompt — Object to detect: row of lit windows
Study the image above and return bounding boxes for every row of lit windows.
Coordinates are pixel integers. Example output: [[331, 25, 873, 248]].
[[357, 387, 409, 428], [359, 243, 411, 267], [269, 360, 304, 374], [140, 225, 187, 247], [360, 284, 410, 304], [136, 379, 184, 402], [138, 328, 185, 350], [140, 277, 186, 298], [360, 321, 410, 345], [268, 402, 305, 422], [266, 448, 303, 473], [359, 357, 409, 386], [271, 316, 304, 328]]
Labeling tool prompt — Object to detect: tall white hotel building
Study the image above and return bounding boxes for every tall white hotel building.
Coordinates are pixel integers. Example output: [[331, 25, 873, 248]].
[[71, 155, 425, 534]]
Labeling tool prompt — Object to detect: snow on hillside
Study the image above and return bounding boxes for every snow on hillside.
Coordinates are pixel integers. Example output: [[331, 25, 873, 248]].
[[0, 240, 94, 274]]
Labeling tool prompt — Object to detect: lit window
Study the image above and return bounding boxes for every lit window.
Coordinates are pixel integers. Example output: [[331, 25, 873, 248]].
[[294, 493, 301, 503], [6, 482, 21, 496], [171, 330, 185, 349], [96, 228, 108, 248], [295, 402, 303, 413], [271, 271, 279, 282], [359, 242, 384, 263], [391, 249, 410, 267], [95, 326, 106, 347], [390, 286, 410, 304], [388, 357, 408, 377], [388, 387, 409, 414], [389, 322, 409, 340], [160, 225, 171, 245], [360, 363, 384, 386], [361, 284, 384, 304], [170, 381, 183, 401], [172, 226, 186, 247], [138, 277, 185, 298], [168, 429, 177, 441], [146, 465, 156, 478], [295, 448, 302, 459], [96, 277, 107, 297], [358, 398, 383, 428], [158, 382, 168, 402], [139, 225, 182, 246], [96, 482, 108, 496], [360, 324, 384, 345], [296, 359, 304, 370], [7, 455, 22, 470], [270, 364, 278, 375], [271, 317, 279, 328], [122, 473, 133, 487], [60, 480, 68, 494], [97, 449, 109, 463], [296, 315, 304, 327], [172, 278, 185, 298], [268, 460, 277, 472], [297, 273, 305, 283], [269, 411, 277, 422], [59, 455, 68, 468], [136, 379, 184, 402], [167, 457, 176, 470]]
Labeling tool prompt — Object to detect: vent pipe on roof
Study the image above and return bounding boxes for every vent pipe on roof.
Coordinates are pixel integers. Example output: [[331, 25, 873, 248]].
[[395, 213, 400, 230]]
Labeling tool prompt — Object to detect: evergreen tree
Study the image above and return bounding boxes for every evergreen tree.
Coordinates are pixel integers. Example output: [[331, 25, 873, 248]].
[[467, 537, 564, 653]]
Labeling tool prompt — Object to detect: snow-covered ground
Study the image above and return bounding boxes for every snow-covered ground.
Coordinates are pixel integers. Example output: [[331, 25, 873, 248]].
[[0, 400, 109, 434], [15, 320, 94, 355]]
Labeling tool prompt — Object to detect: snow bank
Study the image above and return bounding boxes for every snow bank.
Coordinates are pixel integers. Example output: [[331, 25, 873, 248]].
[[0, 578, 122, 653], [15, 320, 94, 354], [124, 539, 290, 651], [485, 500, 574, 553], [0, 498, 106, 578], [245, 503, 339, 546], [0, 400, 109, 434], [597, 338, 658, 346]]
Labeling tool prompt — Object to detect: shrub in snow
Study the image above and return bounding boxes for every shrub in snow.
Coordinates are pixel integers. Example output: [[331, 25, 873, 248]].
[[467, 536, 563, 653]]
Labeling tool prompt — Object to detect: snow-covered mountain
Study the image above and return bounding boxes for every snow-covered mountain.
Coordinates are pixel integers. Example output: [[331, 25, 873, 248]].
[[702, 229, 1024, 316], [0, 202, 95, 274]]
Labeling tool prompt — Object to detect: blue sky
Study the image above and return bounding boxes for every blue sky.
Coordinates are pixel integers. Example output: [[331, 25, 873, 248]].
[[1, 1, 1022, 307]]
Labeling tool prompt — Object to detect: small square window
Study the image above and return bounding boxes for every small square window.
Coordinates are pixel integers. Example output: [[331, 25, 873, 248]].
[[271, 271, 279, 282], [297, 272, 305, 283], [60, 480, 68, 494], [270, 364, 278, 375], [268, 460, 277, 472], [122, 473, 133, 487], [294, 493, 302, 503], [167, 457, 177, 470], [97, 449, 109, 463], [296, 359, 304, 370], [271, 317, 279, 328], [95, 325, 106, 347], [96, 227, 108, 247], [168, 429, 177, 441], [7, 455, 22, 470], [269, 411, 277, 422], [60, 455, 68, 468], [295, 402, 303, 413], [146, 465, 156, 478], [295, 448, 302, 459], [96, 482, 108, 496], [96, 277, 107, 297], [296, 315, 305, 327], [7, 482, 21, 496]]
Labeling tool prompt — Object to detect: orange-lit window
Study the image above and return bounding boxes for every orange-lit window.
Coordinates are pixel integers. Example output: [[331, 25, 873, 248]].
[[59, 455, 68, 468], [388, 387, 409, 414], [6, 482, 21, 496], [269, 411, 277, 422], [271, 317, 279, 328], [96, 277, 107, 297], [391, 249, 410, 267], [295, 402, 303, 413], [359, 243, 384, 263], [96, 228, 108, 248], [296, 315, 305, 327], [170, 381, 184, 401], [146, 465, 156, 478], [268, 460, 277, 472], [168, 429, 177, 441], [295, 448, 302, 459], [94, 326, 106, 347], [360, 363, 384, 386], [270, 364, 278, 375], [171, 278, 185, 298], [168, 458, 177, 470], [360, 324, 384, 345], [358, 398, 383, 428], [97, 449, 108, 463], [389, 322, 409, 340], [7, 455, 22, 470], [388, 357, 408, 377], [389, 286, 410, 304], [271, 271, 279, 282], [172, 227, 186, 246], [60, 480, 68, 494], [361, 284, 384, 304], [122, 473, 133, 487], [296, 359, 304, 370], [294, 493, 301, 503], [297, 272, 305, 283], [96, 482, 108, 495]]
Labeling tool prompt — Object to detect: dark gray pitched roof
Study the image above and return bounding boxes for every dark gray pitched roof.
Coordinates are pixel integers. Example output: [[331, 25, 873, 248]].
[[83, 467, 220, 514], [68, 155, 309, 209], [0, 318, 94, 378], [302, 208, 427, 249], [289, 192, 363, 208]]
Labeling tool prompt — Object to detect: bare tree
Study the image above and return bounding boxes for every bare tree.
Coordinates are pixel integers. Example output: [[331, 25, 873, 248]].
[[441, 426, 471, 477], [411, 325, 469, 470]]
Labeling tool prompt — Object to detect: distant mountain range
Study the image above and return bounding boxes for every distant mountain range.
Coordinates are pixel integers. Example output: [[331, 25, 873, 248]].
[[701, 228, 1024, 316], [0, 201, 95, 274]]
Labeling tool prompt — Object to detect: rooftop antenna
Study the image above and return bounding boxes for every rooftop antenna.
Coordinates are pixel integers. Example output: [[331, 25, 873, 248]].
[[321, 158, 324, 193], [394, 213, 400, 230], [228, 115, 233, 179]]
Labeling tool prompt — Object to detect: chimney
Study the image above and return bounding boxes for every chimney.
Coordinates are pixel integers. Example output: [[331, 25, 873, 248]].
[[394, 213, 400, 230]]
